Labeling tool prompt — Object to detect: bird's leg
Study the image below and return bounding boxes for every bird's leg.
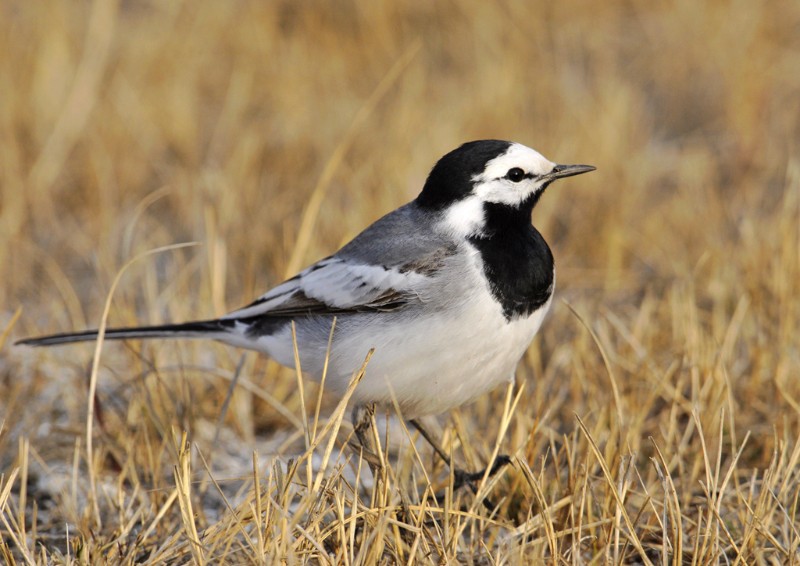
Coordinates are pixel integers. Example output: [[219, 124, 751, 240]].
[[409, 418, 511, 495], [351, 404, 383, 474]]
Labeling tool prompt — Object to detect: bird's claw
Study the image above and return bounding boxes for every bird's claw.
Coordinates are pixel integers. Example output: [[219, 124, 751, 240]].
[[452, 454, 512, 491]]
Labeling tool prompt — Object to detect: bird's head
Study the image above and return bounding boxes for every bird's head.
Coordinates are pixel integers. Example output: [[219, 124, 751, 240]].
[[416, 140, 594, 237]]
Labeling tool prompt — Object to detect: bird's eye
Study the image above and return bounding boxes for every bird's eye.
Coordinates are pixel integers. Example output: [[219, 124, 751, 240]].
[[506, 167, 526, 183]]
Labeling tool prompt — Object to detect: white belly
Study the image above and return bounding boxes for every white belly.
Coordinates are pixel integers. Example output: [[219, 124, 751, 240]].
[[346, 295, 553, 417], [238, 253, 554, 418]]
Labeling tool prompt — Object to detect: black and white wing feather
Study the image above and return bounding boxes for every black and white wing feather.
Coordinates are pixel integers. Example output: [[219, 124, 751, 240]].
[[224, 203, 454, 322], [223, 256, 428, 321]]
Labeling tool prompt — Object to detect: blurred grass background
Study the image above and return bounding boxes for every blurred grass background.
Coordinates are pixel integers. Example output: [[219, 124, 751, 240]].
[[1, 0, 800, 562]]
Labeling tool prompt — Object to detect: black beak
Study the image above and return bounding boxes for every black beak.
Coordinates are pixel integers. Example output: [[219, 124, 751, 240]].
[[546, 164, 596, 180]]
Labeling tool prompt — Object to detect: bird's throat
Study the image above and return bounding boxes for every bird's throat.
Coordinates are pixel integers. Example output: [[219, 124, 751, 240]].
[[468, 200, 554, 320]]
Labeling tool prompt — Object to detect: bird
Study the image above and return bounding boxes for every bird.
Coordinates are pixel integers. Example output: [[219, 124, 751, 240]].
[[18, 139, 594, 485]]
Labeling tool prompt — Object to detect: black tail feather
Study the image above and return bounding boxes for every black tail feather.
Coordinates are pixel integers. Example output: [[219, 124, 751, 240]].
[[15, 320, 229, 347]]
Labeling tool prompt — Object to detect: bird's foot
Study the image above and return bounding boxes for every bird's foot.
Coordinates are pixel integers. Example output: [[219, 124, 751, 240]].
[[433, 455, 512, 513], [451, 454, 512, 492]]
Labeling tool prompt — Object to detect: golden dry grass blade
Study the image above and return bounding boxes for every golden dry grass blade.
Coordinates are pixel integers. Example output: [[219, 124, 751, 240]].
[[172, 431, 206, 565], [514, 458, 561, 555], [0, 469, 35, 566], [86, 241, 200, 529], [309, 349, 372, 493], [576, 415, 653, 566], [195, 447, 256, 555], [564, 300, 625, 434], [134, 489, 178, 556], [649, 439, 683, 564], [0, 307, 22, 351]]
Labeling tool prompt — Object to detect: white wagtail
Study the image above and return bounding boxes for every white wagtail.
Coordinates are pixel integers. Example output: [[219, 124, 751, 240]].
[[18, 140, 594, 486]]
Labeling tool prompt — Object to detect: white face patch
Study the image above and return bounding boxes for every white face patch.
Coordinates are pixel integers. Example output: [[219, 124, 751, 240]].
[[471, 143, 556, 207]]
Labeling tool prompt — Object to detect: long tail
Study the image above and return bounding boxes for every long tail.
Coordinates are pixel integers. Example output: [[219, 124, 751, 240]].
[[15, 319, 232, 347]]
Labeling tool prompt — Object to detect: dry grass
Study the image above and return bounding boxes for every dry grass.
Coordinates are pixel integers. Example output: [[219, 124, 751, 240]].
[[2, 0, 800, 563]]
